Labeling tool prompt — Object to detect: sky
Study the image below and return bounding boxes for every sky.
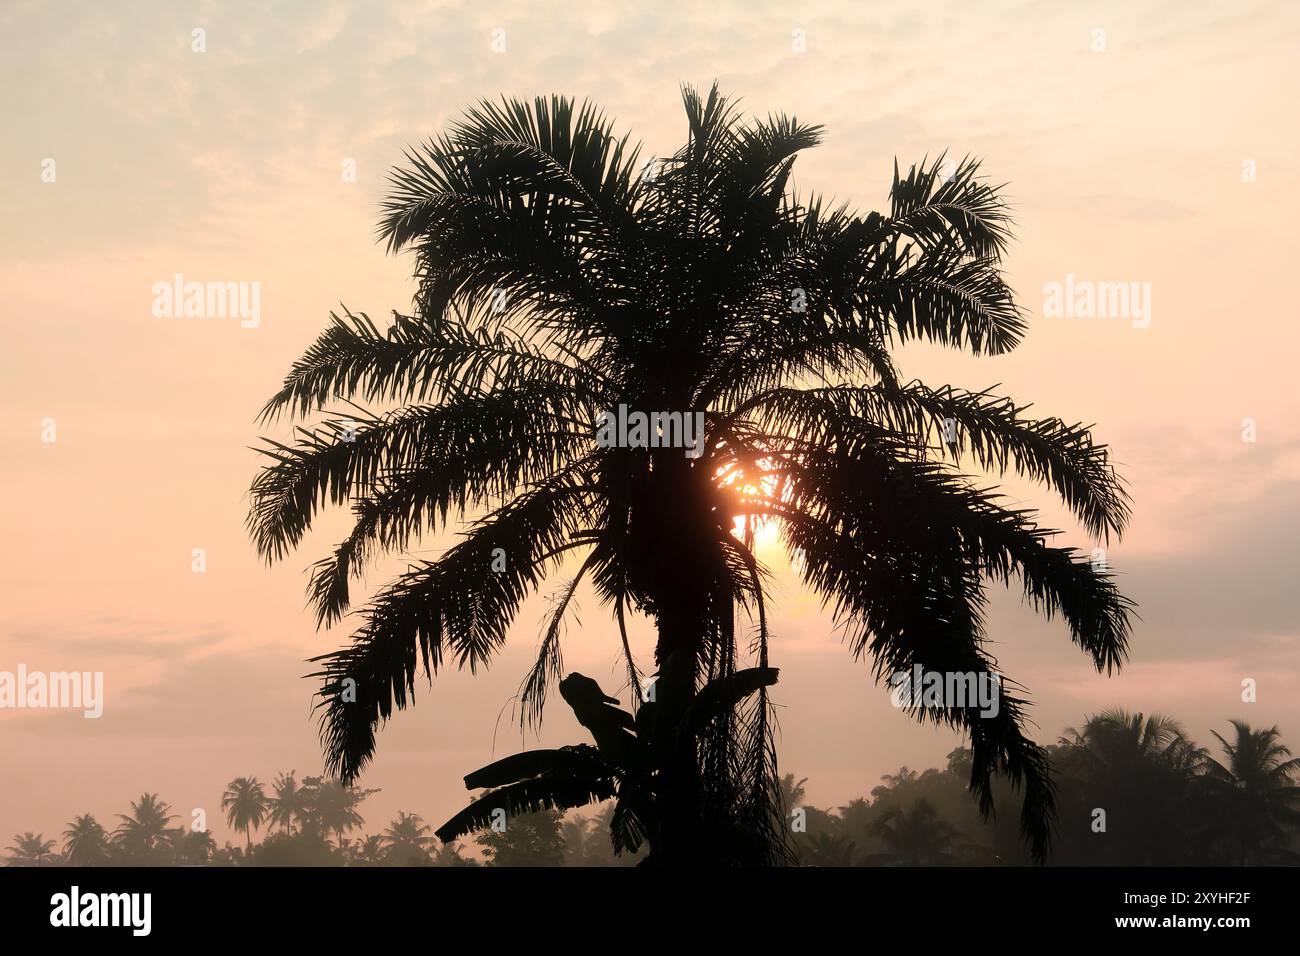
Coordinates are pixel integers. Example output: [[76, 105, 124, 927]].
[[2, 0, 1299, 847]]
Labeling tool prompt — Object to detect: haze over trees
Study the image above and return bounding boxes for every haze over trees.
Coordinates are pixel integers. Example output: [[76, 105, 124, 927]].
[[7, 714, 1296, 867]]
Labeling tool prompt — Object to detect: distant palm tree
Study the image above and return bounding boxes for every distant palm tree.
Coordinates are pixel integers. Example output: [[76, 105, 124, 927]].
[[1064, 710, 1203, 770], [5, 832, 58, 867], [778, 773, 808, 813], [112, 794, 176, 863], [221, 777, 268, 851], [879, 767, 920, 790], [352, 834, 386, 866], [380, 811, 435, 865], [301, 777, 373, 847], [1057, 710, 1205, 864], [62, 815, 110, 866], [868, 799, 959, 865], [250, 83, 1132, 863], [169, 826, 218, 865], [267, 771, 308, 834], [1200, 720, 1300, 864]]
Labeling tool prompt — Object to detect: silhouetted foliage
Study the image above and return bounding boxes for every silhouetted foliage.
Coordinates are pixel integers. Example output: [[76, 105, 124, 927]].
[[436, 669, 776, 864], [476, 810, 566, 867], [248, 82, 1135, 865], [11, 716, 1299, 867]]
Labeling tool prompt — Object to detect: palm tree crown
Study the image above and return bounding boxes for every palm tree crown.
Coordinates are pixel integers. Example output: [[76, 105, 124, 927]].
[[112, 793, 176, 861], [5, 832, 58, 867], [221, 777, 268, 850], [381, 811, 436, 864], [62, 814, 110, 866], [267, 771, 308, 834], [1201, 720, 1300, 864], [250, 83, 1133, 862]]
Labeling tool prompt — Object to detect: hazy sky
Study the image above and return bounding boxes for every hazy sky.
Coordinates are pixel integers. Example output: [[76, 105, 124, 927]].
[[3, 0, 1299, 846]]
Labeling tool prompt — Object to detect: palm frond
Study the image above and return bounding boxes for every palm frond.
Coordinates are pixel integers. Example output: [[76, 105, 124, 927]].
[[434, 772, 616, 844]]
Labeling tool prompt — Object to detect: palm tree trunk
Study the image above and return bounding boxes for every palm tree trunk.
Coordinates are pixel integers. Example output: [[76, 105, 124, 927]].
[[650, 609, 705, 865]]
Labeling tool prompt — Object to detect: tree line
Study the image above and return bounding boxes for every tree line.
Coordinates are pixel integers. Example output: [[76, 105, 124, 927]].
[[7, 711, 1298, 867]]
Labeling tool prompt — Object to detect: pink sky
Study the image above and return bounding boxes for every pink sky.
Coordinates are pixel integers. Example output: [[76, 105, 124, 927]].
[[3, 0, 1299, 846]]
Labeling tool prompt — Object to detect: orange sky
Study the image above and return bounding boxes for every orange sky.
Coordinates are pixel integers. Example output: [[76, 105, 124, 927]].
[[3, 0, 1299, 846]]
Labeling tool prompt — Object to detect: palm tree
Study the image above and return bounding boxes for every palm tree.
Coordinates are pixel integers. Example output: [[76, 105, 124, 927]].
[[879, 767, 920, 791], [267, 771, 308, 834], [1056, 710, 1205, 864], [380, 811, 435, 865], [351, 834, 386, 866], [249, 84, 1133, 864], [301, 777, 374, 847], [778, 773, 808, 815], [112, 793, 176, 863], [868, 799, 959, 865], [169, 826, 218, 865], [1199, 720, 1300, 864], [5, 832, 58, 867], [221, 777, 268, 851], [62, 815, 110, 866], [1064, 710, 1202, 765]]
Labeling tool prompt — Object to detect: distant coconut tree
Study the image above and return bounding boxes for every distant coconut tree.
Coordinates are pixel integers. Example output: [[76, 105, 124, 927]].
[[1200, 720, 1300, 864], [1056, 710, 1206, 864], [62, 815, 110, 866], [5, 832, 58, 867], [267, 771, 309, 834], [300, 777, 375, 848], [221, 777, 268, 851], [112, 794, 176, 863], [868, 799, 959, 865], [380, 811, 435, 865]]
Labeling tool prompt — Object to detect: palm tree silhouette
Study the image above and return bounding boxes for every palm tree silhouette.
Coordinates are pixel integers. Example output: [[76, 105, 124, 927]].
[[1200, 720, 1300, 864], [778, 773, 808, 814], [112, 793, 176, 863], [250, 83, 1132, 864], [380, 811, 436, 865], [4, 832, 57, 867], [1056, 710, 1205, 864], [300, 776, 374, 847], [351, 834, 386, 866], [62, 814, 110, 866], [169, 825, 218, 865], [221, 777, 268, 851], [267, 771, 308, 834], [868, 799, 960, 865]]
